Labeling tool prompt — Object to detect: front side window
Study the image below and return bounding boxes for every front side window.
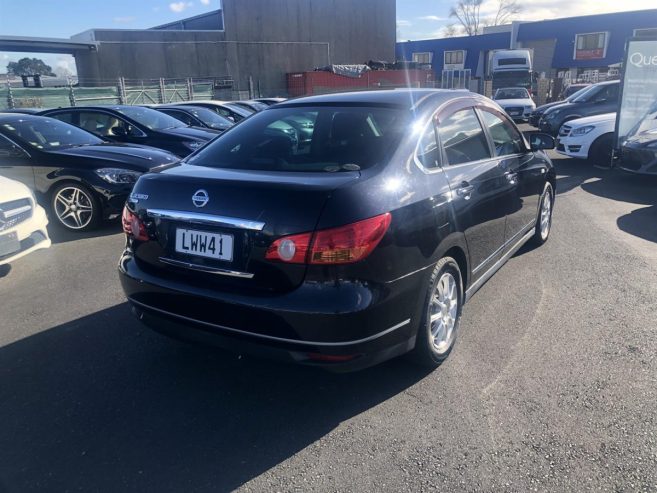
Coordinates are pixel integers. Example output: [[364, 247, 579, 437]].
[[480, 111, 524, 157], [78, 112, 128, 138], [438, 108, 491, 165], [115, 107, 185, 130], [1, 117, 103, 150], [187, 106, 409, 173], [161, 110, 196, 127]]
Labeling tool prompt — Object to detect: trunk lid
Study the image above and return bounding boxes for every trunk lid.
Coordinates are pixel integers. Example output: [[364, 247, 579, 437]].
[[129, 164, 359, 293]]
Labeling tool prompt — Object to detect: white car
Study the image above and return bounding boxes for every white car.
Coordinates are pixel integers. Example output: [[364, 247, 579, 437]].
[[0, 175, 51, 268], [556, 112, 616, 164], [492, 87, 536, 122]]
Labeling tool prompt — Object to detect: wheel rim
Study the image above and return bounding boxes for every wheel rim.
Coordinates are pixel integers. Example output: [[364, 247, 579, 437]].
[[54, 187, 94, 229], [429, 272, 458, 354], [540, 189, 552, 240]]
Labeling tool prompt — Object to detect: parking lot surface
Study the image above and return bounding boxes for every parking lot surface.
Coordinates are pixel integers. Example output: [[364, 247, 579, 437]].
[[1, 153, 656, 492]]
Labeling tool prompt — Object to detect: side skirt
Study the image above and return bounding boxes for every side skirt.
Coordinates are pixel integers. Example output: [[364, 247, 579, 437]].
[[464, 226, 535, 303]]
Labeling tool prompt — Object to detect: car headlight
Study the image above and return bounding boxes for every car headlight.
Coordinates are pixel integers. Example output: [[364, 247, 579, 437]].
[[95, 168, 142, 184], [183, 140, 204, 151], [544, 111, 559, 121], [570, 125, 595, 136]]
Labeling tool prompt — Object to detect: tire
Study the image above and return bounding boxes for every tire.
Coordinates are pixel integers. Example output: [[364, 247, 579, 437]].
[[587, 134, 614, 166], [410, 257, 463, 368], [531, 182, 554, 246], [50, 182, 101, 232]]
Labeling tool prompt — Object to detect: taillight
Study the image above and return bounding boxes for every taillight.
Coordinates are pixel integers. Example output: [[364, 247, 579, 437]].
[[265, 213, 391, 265], [121, 205, 148, 241]]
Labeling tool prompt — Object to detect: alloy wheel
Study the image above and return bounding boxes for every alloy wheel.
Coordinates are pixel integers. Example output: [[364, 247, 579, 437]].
[[54, 186, 94, 230], [540, 190, 552, 240], [429, 272, 459, 354]]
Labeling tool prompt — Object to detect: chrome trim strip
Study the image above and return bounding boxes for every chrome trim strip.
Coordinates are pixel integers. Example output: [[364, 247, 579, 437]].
[[465, 227, 534, 302], [158, 257, 254, 279], [129, 297, 412, 347], [147, 208, 265, 231], [2, 204, 32, 218]]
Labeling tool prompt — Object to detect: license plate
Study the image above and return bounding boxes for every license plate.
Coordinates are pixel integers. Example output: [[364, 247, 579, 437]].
[[175, 228, 233, 261], [0, 232, 20, 258], [509, 110, 521, 116]]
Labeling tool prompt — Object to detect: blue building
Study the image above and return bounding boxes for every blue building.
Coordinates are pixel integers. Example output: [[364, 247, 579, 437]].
[[397, 9, 657, 82]]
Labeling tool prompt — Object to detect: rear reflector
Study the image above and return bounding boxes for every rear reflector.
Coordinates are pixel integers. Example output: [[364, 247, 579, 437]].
[[265, 213, 391, 265], [122, 206, 149, 241]]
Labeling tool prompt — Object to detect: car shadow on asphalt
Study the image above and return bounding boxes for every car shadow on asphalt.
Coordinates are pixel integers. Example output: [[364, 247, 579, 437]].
[[48, 219, 123, 244], [0, 303, 433, 492]]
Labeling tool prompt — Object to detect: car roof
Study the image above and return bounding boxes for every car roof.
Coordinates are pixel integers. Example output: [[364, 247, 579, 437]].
[[43, 105, 146, 112], [0, 113, 50, 123], [275, 88, 483, 112]]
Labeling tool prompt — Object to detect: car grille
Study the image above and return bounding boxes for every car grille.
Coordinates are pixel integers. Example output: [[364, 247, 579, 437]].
[[506, 106, 524, 115], [0, 198, 33, 232], [559, 125, 572, 137]]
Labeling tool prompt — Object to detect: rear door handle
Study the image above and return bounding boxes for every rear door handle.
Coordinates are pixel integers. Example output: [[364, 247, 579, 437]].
[[456, 182, 474, 200]]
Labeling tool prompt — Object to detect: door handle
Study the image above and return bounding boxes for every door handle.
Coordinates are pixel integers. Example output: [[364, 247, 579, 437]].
[[456, 182, 474, 200], [505, 171, 518, 185]]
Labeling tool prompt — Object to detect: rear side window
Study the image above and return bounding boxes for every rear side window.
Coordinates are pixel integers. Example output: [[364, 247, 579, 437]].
[[47, 111, 75, 124], [79, 111, 125, 137], [480, 111, 524, 157], [438, 108, 491, 165], [187, 106, 410, 173], [416, 124, 440, 169]]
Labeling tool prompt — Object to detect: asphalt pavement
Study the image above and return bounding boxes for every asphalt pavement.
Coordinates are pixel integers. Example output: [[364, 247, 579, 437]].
[[1, 153, 656, 492]]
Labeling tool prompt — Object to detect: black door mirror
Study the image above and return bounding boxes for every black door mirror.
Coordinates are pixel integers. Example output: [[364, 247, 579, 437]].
[[525, 132, 555, 151], [111, 126, 128, 137]]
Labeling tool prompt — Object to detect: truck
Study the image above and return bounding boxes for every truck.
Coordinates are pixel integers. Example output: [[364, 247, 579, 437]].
[[491, 49, 533, 94]]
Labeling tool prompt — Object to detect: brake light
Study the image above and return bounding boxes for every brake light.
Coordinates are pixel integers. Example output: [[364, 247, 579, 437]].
[[265, 213, 391, 265], [121, 205, 149, 241]]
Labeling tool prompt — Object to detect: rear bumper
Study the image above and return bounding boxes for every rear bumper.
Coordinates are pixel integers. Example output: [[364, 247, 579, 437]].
[[118, 251, 426, 371]]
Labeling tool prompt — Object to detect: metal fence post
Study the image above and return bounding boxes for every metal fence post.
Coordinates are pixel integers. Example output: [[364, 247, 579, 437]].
[[68, 77, 76, 106], [158, 78, 166, 104], [6, 77, 15, 109], [186, 78, 194, 101], [117, 77, 126, 104]]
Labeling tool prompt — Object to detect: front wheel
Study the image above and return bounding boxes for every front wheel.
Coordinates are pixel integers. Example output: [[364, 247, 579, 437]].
[[587, 134, 614, 167], [531, 182, 554, 246], [410, 257, 463, 368], [50, 182, 101, 232]]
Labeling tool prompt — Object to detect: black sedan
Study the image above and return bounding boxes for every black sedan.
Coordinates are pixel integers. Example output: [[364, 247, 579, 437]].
[[39, 105, 217, 157], [119, 89, 556, 371], [175, 101, 254, 122], [0, 114, 178, 231], [620, 131, 657, 175], [151, 105, 233, 133]]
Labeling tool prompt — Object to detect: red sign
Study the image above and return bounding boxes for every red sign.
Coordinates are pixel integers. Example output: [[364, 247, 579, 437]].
[[575, 48, 605, 60]]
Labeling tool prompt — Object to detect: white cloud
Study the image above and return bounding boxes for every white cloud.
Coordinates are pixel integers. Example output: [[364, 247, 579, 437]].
[[113, 16, 136, 23], [169, 1, 193, 13], [418, 15, 446, 21], [396, 19, 412, 27], [200, 0, 210, 5]]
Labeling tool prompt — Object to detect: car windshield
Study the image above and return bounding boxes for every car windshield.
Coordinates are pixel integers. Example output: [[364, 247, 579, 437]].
[[183, 107, 234, 130], [566, 85, 595, 101], [0, 117, 103, 150], [116, 106, 186, 130], [186, 105, 410, 172], [571, 84, 615, 103], [494, 88, 530, 100], [224, 103, 254, 117]]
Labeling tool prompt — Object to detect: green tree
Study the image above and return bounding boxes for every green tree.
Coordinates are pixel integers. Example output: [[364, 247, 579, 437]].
[[7, 57, 55, 76]]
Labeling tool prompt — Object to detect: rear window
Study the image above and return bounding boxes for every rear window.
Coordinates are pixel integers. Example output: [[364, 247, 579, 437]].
[[186, 106, 409, 172]]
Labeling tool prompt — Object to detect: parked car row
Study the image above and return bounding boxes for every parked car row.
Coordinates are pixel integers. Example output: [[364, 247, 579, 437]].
[[0, 97, 288, 241]]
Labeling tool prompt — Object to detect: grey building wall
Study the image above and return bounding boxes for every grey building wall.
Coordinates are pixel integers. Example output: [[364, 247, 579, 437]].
[[518, 39, 557, 78], [72, 0, 396, 95]]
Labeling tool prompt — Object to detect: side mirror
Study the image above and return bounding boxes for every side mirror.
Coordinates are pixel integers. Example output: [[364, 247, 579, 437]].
[[526, 132, 555, 151], [111, 126, 128, 137]]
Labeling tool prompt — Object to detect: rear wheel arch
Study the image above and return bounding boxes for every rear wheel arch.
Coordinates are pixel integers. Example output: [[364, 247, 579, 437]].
[[441, 245, 469, 292]]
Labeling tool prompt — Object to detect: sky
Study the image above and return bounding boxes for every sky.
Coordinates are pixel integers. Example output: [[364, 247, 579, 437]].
[[0, 0, 655, 76]]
